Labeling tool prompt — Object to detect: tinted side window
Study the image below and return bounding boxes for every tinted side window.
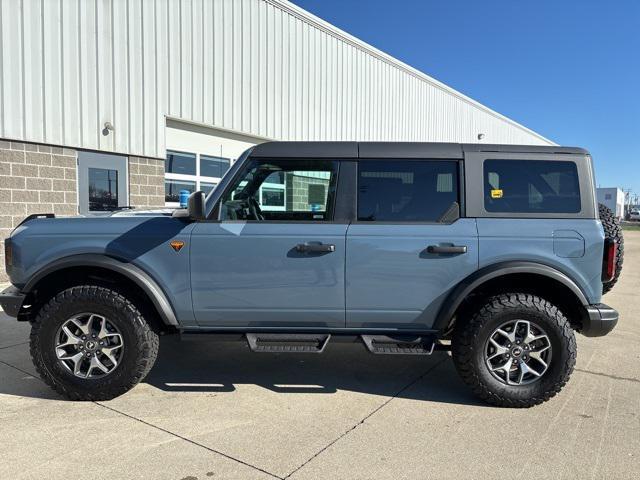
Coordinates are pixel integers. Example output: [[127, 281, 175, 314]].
[[484, 160, 581, 213], [220, 158, 338, 222], [358, 160, 459, 222]]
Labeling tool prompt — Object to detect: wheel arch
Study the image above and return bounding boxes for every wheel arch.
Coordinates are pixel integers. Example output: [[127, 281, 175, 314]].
[[22, 254, 179, 327], [434, 261, 590, 334]]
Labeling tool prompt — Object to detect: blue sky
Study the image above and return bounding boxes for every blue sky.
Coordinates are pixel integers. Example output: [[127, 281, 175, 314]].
[[290, 0, 640, 197]]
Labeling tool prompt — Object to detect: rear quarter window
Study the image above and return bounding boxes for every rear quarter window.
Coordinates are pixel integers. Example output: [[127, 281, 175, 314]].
[[484, 160, 581, 214]]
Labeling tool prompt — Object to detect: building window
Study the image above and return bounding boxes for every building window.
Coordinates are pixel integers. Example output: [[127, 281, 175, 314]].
[[258, 171, 286, 211], [165, 150, 231, 206], [200, 155, 230, 178], [605, 193, 612, 200], [261, 187, 286, 211], [165, 179, 196, 203], [308, 184, 326, 206], [166, 151, 196, 175], [88, 168, 119, 212]]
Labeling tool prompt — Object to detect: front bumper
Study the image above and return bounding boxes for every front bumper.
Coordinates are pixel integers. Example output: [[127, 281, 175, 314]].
[[0, 286, 26, 318], [582, 303, 619, 337]]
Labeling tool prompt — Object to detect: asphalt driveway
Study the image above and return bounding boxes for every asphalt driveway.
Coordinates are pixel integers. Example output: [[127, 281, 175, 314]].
[[1, 233, 639, 480]]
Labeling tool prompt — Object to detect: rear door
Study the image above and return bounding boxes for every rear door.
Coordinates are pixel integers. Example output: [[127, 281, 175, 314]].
[[346, 158, 478, 330]]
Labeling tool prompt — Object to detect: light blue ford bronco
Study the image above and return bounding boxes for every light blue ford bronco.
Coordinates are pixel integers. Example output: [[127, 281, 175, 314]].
[[0, 142, 623, 407]]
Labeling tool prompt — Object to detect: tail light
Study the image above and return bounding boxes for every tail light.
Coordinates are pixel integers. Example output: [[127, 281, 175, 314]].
[[602, 238, 617, 282]]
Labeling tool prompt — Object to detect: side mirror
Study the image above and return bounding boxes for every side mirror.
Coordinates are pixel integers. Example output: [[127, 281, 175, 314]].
[[187, 191, 206, 221]]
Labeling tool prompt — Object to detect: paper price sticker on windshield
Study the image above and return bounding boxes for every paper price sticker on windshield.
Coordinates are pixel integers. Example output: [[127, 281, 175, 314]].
[[490, 189, 503, 199]]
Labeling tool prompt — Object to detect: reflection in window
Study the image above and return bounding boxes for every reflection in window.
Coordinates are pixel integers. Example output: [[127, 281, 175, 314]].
[[308, 184, 326, 210], [262, 187, 285, 207], [88, 168, 118, 211], [263, 171, 285, 185], [165, 179, 196, 203], [484, 160, 580, 213], [220, 159, 338, 221]]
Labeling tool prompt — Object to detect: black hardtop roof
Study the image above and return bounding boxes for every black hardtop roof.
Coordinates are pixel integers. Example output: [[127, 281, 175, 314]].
[[249, 141, 589, 159]]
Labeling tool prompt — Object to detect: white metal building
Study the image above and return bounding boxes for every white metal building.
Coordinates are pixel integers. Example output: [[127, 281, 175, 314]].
[[597, 188, 625, 219], [0, 0, 553, 217]]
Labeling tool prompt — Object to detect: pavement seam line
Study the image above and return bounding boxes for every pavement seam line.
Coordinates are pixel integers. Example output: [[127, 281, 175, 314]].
[[575, 368, 639, 384], [0, 341, 29, 350], [0, 357, 281, 479], [0, 359, 36, 377], [283, 356, 449, 479], [96, 402, 284, 480]]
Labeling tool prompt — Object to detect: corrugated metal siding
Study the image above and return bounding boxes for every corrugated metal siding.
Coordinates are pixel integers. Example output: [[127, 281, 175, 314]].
[[0, 0, 553, 159]]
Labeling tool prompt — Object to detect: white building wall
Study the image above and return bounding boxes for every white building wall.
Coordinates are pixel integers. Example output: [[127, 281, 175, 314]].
[[597, 188, 625, 219], [0, 0, 553, 160]]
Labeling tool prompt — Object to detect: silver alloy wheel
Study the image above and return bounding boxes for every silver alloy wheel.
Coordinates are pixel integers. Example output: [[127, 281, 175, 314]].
[[484, 319, 552, 386], [55, 313, 124, 379]]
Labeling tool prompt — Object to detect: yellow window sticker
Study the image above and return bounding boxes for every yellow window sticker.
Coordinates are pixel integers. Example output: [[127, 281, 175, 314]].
[[491, 189, 503, 199]]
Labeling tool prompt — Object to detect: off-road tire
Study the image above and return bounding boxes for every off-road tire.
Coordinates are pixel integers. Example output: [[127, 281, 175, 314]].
[[30, 285, 159, 401], [452, 293, 576, 408], [599, 203, 624, 294]]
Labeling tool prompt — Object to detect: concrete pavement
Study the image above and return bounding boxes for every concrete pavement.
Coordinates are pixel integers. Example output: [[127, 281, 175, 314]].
[[1, 234, 639, 480]]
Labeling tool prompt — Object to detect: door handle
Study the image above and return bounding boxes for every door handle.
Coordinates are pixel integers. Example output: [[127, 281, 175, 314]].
[[426, 245, 467, 254], [295, 242, 336, 253]]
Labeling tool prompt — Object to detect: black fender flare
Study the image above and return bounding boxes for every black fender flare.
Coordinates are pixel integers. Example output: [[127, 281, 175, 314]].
[[23, 254, 179, 326], [433, 261, 590, 331]]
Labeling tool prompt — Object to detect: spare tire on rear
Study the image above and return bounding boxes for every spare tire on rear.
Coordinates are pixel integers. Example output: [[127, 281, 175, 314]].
[[599, 203, 624, 294]]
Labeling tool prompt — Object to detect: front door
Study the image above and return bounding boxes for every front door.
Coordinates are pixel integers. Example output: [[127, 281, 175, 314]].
[[346, 159, 479, 330], [78, 151, 129, 215], [191, 157, 347, 328]]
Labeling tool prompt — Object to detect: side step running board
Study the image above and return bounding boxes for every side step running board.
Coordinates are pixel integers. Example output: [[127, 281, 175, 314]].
[[246, 333, 331, 353], [361, 334, 436, 355]]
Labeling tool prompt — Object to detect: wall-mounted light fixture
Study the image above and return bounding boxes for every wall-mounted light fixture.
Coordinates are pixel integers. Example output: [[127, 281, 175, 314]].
[[102, 122, 114, 136], [477, 133, 485, 140]]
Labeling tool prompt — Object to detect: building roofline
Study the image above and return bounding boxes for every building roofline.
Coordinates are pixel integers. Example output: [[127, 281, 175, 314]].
[[267, 0, 555, 146]]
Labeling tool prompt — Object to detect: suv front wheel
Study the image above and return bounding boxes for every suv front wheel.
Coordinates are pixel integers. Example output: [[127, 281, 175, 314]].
[[452, 293, 576, 408], [30, 285, 159, 401]]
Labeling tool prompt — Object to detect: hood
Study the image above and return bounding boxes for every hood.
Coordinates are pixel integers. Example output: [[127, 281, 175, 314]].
[[11, 214, 185, 238], [7, 215, 193, 283]]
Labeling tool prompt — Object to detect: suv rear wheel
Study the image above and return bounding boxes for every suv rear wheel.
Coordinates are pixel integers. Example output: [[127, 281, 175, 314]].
[[30, 285, 159, 401], [452, 293, 576, 408]]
